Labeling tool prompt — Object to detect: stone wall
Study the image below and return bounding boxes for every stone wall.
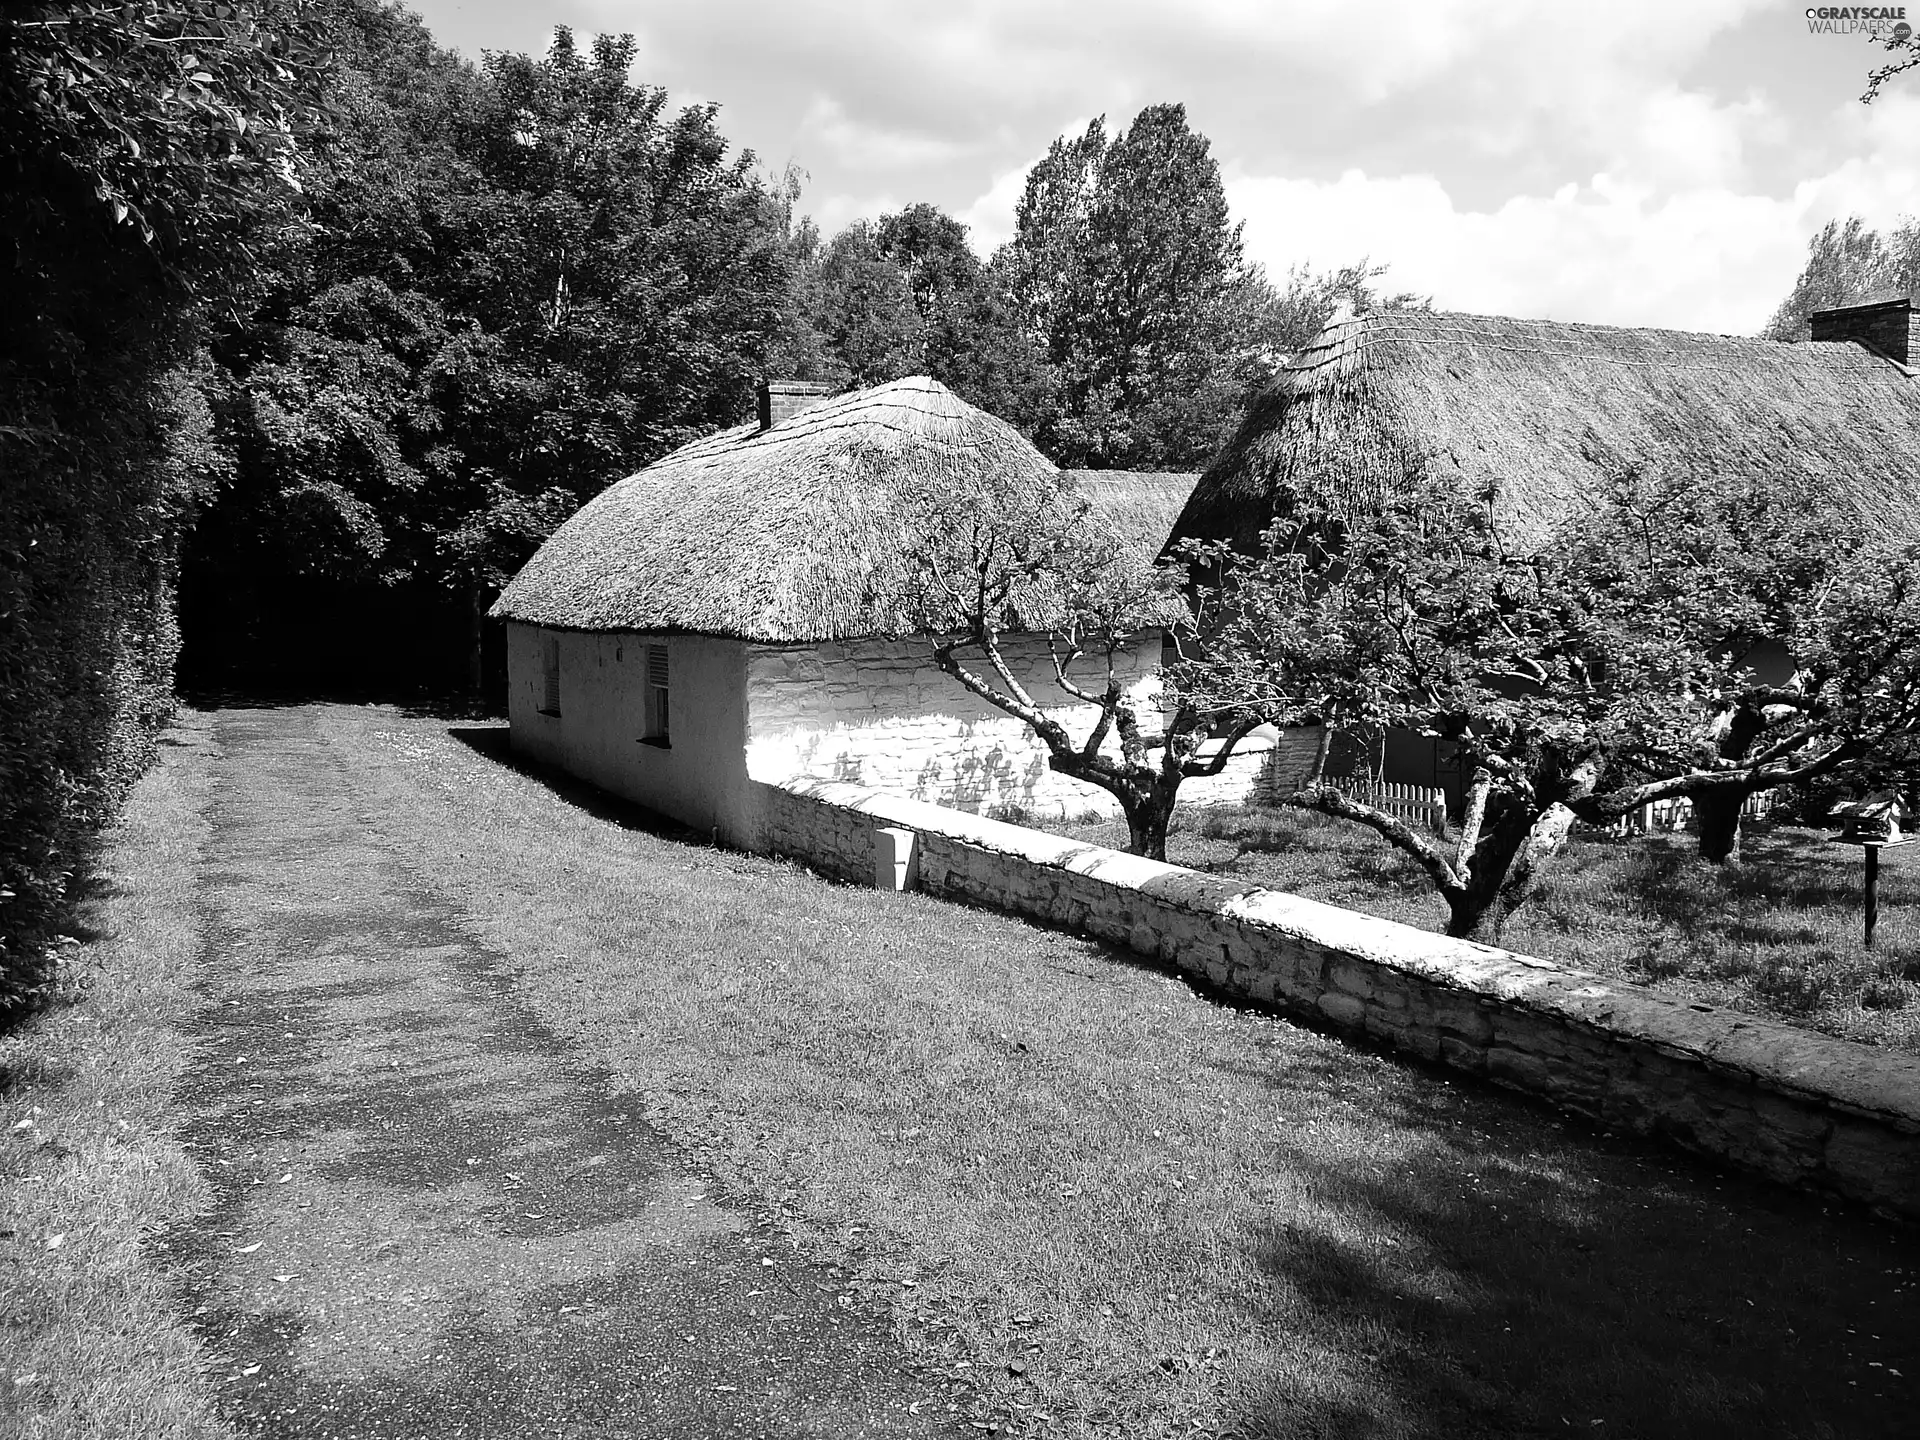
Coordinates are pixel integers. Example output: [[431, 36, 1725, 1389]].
[[756, 776, 1920, 1220]]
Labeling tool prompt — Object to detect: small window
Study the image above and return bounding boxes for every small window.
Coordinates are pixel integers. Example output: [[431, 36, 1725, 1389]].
[[641, 644, 670, 745], [539, 633, 561, 715]]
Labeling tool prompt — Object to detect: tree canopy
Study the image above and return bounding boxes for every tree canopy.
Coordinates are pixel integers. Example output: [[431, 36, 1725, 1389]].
[[184, 13, 797, 688], [1762, 216, 1918, 340], [1176, 453, 1920, 940], [1001, 104, 1272, 468], [1, 0, 333, 1014]]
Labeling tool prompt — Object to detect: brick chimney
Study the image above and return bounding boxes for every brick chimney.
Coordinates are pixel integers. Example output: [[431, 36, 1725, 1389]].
[[756, 379, 834, 431], [1808, 298, 1914, 365]]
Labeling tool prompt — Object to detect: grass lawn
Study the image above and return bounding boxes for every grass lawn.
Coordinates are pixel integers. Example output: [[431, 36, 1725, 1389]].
[[318, 705, 1916, 1440], [0, 714, 239, 1440], [1044, 805, 1920, 1056]]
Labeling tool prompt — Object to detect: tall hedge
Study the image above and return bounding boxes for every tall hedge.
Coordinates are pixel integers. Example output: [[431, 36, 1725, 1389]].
[[0, 1, 330, 1018]]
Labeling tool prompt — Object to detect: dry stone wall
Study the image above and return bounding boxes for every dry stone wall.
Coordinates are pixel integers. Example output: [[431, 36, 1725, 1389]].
[[756, 776, 1920, 1220]]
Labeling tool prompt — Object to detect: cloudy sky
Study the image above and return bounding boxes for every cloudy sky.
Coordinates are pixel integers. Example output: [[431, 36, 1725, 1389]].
[[404, 0, 1918, 335]]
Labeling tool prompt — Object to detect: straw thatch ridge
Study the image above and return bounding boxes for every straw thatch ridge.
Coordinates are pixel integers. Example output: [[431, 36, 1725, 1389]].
[[1170, 308, 1920, 556], [493, 377, 1184, 641]]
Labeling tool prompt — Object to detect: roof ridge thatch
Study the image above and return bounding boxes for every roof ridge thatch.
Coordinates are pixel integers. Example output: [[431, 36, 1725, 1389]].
[[1171, 305, 1920, 556], [493, 377, 1191, 641]]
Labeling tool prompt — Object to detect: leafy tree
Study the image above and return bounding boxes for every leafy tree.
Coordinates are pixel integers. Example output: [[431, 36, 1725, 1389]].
[[188, 19, 796, 690], [1001, 120, 1104, 355], [804, 220, 927, 386], [998, 107, 1421, 469], [1176, 455, 1920, 941], [905, 471, 1265, 860], [1864, 26, 1919, 100], [770, 201, 1057, 434], [1002, 105, 1259, 468], [1762, 217, 1918, 340], [875, 203, 1056, 435], [1, 0, 332, 1013]]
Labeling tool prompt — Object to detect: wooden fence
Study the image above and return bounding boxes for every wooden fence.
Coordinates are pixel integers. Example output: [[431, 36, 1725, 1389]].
[[1278, 775, 1775, 842], [1323, 779, 1451, 836], [1586, 791, 1774, 838]]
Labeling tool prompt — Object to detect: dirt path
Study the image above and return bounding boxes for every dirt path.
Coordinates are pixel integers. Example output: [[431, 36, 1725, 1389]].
[[167, 707, 956, 1439]]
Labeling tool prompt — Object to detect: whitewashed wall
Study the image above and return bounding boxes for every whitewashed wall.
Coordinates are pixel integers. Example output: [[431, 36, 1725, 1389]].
[[504, 623, 758, 842], [743, 635, 1274, 820], [506, 623, 1286, 844]]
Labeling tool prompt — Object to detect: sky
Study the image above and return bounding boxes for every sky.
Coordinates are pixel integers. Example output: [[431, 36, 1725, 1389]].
[[402, 0, 1920, 335]]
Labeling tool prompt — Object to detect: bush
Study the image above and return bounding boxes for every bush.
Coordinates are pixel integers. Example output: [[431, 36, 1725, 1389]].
[[0, 2, 327, 1021]]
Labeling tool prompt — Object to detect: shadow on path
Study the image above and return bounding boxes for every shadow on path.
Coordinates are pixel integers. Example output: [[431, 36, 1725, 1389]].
[[163, 708, 957, 1439]]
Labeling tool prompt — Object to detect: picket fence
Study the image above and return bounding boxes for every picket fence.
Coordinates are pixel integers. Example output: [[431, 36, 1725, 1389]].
[[1587, 790, 1773, 838], [1309, 781, 1774, 840], [1323, 779, 1451, 836]]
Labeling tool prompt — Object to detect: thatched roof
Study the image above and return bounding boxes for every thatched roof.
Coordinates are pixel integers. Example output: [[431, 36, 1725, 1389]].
[[1063, 470, 1199, 560], [1171, 308, 1920, 555], [493, 377, 1187, 641]]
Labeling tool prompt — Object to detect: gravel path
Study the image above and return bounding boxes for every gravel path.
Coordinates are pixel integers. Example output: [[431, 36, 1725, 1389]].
[[167, 707, 957, 1439]]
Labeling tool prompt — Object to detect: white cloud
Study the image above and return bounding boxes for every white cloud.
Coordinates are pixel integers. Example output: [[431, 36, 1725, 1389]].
[[794, 95, 982, 172], [1224, 105, 1920, 336], [486, 0, 1914, 330], [957, 162, 1029, 255], [1620, 87, 1778, 190]]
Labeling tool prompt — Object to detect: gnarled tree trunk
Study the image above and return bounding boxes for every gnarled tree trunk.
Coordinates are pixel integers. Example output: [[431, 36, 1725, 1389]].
[[1122, 800, 1173, 862], [1442, 797, 1584, 944], [1693, 789, 1746, 864]]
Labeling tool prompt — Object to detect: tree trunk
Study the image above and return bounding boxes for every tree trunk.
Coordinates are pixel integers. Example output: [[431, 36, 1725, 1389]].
[[1122, 804, 1171, 862], [1444, 893, 1511, 944], [1694, 790, 1744, 864], [468, 586, 487, 699], [1442, 798, 1582, 944]]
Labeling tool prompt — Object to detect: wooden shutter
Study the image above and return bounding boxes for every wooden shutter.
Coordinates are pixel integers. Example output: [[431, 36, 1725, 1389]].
[[541, 634, 561, 714]]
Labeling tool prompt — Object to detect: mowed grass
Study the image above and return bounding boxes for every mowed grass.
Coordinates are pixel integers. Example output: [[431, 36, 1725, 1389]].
[[319, 705, 1915, 1440], [1050, 806, 1920, 1055], [0, 714, 239, 1440]]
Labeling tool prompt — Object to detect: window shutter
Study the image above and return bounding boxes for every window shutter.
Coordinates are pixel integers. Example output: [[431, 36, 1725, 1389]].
[[643, 644, 670, 741], [541, 635, 561, 714]]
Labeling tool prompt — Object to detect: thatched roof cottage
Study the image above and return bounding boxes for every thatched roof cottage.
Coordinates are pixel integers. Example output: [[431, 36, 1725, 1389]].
[[492, 376, 1263, 845], [1168, 298, 1920, 804]]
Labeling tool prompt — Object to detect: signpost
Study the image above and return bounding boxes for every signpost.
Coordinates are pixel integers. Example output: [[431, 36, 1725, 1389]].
[[1829, 794, 1914, 949]]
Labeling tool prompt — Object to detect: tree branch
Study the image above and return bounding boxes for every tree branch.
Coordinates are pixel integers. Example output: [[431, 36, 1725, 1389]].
[[1284, 784, 1463, 896]]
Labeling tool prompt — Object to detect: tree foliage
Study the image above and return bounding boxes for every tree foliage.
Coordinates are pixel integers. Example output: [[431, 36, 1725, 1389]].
[[1001, 105, 1266, 468], [1, 0, 332, 1015], [185, 15, 796, 687], [1177, 452, 1920, 940], [769, 201, 1056, 435], [904, 473, 1263, 860], [996, 106, 1423, 468], [1762, 216, 1919, 340]]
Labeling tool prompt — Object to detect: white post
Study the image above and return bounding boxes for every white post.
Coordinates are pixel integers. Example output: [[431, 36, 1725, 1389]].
[[874, 826, 919, 892]]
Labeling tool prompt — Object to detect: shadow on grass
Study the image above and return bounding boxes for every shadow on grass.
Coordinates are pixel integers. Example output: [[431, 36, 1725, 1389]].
[[347, 712, 1920, 1439], [1207, 1043, 1918, 1440], [441, 726, 731, 852]]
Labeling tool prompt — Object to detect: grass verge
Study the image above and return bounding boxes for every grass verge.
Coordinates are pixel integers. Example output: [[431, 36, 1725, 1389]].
[[0, 713, 234, 1440], [324, 706, 1916, 1440], [1047, 805, 1920, 1055]]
